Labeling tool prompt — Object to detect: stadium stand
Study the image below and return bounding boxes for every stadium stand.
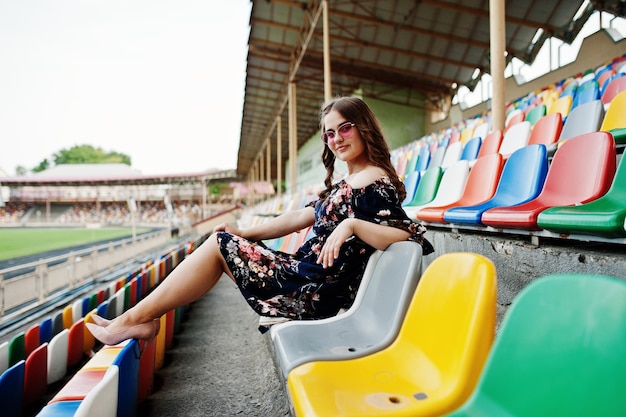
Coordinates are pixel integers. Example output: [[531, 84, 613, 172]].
[[1, 3, 626, 416]]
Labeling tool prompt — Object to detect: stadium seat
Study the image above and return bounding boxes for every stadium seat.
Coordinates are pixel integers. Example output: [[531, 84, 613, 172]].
[[270, 241, 422, 380], [415, 144, 431, 173], [287, 252, 497, 417], [417, 154, 503, 224], [475, 129, 503, 160], [24, 342, 48, 408], [504, 108, 524, 132], [498, 121, 531, 159], [25, 324, 40, 357], [47, 328, 69, 384], [441, 141, 463, 169], [48, 368, 108, 403], [35, 400, 82, 417], [527, 113, 562, 147], [67, 320, 85, 369], [601, 73, 626, 107], [404, 151, 419, 177], [404, 160, 470, 219], [524, 104, 546, 126], [459, 136, 481, 163], [537, 143, 626, 238], [444, 145, 548, 225], [403, 166, 442, 208], [547, 99, 605, 155], [481, 132, 616, 230], [62, 305, 73, 329], [572, 79, 600, 109], [471, 122, 489, 141], [0, 360, 25, 417], [0, 341, 8, 375], [428, 145, 447, 170], [547, 95, 572, 118], [8, 331, 25, 367], [600, 89, 626, 144], [72, 365, 119, 417], [112, 339, 141, 417], [72, 299, 84, 323], [445, 273, 626, 417]]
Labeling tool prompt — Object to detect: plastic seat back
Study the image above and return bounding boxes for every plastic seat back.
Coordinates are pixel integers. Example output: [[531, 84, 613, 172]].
[[67, 320, 85, 369], [572, 79, 600, 108], [24, 324, 40, 357], [8, 332, 25, 367], [0, 342, 8, 375], [0, 360, 25, 417], [444, 145, 548, 224], [415, 144, 431, 172], [404, 166, 443, 207], [547, 95, 572, 117], [441, 141, 463, 169], [601, 73, 626, 105], [460, 136, 481, 162], [73, 365, 120, 417], [113, 339, 141, 417], [271, 241, 422, 379], [402, 170, 421, 206], [287, 252, 497, 417], [24, 342, 48, 407], [528, 113, 562, 146], [404, 151, 419, 177], [600, 90, 626, 144], [559, 99, 605, 142], [537, 147, 626, 237], [446, 274, 626, 417], [405, 160, 470, 218], [524, 104, 546, 126], [482, 132, 616, 230], [47, 328, 69, 384], [429, 145, 447, 170], [499, 121, 531, 158], [418, 154, 503, 223], [476, 130, 503, 158]]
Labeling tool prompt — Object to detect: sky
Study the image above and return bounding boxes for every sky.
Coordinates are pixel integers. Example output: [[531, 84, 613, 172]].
[[0, 0, 252, 176]]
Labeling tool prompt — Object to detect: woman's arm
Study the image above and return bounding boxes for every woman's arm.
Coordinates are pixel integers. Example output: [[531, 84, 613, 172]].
[[317, 218, 410, 268], [214, 206, 315, 242]]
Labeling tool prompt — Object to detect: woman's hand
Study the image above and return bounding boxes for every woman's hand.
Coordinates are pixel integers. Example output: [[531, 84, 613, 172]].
[[213, 222, 245, 237], [317, 218, 355, 268]]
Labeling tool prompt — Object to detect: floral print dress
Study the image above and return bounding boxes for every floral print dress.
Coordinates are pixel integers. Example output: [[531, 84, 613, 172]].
[[216, 177, 433, 320]]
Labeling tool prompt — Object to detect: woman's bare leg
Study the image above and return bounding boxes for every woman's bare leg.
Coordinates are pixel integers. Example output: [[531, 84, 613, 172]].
[[104, 233, 233, 333]]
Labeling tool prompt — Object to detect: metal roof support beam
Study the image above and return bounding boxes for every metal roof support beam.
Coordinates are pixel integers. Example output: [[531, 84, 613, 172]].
[[276, 116, 282, 198], [288, 82, 298, 194], [266, 138, 271, 192], [490, 0, 506, 132], [322, 0, 331, 102]]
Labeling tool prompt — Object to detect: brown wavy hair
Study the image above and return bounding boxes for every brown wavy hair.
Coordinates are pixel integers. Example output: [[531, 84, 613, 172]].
[[318, 96, 406, 202]]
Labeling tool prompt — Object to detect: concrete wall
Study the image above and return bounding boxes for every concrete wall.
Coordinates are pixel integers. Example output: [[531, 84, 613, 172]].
[[422, 228, 626, 327]]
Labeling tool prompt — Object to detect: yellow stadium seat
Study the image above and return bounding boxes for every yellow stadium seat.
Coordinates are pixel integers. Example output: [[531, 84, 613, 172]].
[[287, 252, 497, 417]]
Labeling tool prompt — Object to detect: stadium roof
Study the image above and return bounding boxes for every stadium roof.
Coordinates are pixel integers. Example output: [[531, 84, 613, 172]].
[[0, 164, 237, 186], [238, 0, 625, 179]]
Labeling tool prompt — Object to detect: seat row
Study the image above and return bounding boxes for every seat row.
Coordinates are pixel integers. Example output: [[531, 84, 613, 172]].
[[399, 91, 626, 240], [267, 243, 626, 416], [0, 237, 202, 417]]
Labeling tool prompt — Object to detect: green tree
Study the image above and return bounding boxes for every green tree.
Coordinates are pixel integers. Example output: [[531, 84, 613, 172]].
[[32, 159, 50, 173], [53, 145, 131, 165]]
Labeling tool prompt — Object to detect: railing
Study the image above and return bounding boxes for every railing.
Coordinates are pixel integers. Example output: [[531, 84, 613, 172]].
[[0, 229, 171, 322]]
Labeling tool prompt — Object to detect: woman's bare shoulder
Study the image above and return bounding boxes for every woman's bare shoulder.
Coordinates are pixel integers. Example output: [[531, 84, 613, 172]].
[[345, 166, 388, 189]]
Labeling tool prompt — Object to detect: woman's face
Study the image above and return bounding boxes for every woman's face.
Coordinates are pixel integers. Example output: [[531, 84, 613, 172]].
[[322, 109, 366, 163]]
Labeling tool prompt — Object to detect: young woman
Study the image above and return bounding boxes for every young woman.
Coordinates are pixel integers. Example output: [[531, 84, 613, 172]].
[[87, 96, 434, 345]]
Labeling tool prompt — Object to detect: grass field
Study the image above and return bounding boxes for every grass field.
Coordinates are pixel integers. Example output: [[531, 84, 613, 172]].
[[0, 227, 151, 261]]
